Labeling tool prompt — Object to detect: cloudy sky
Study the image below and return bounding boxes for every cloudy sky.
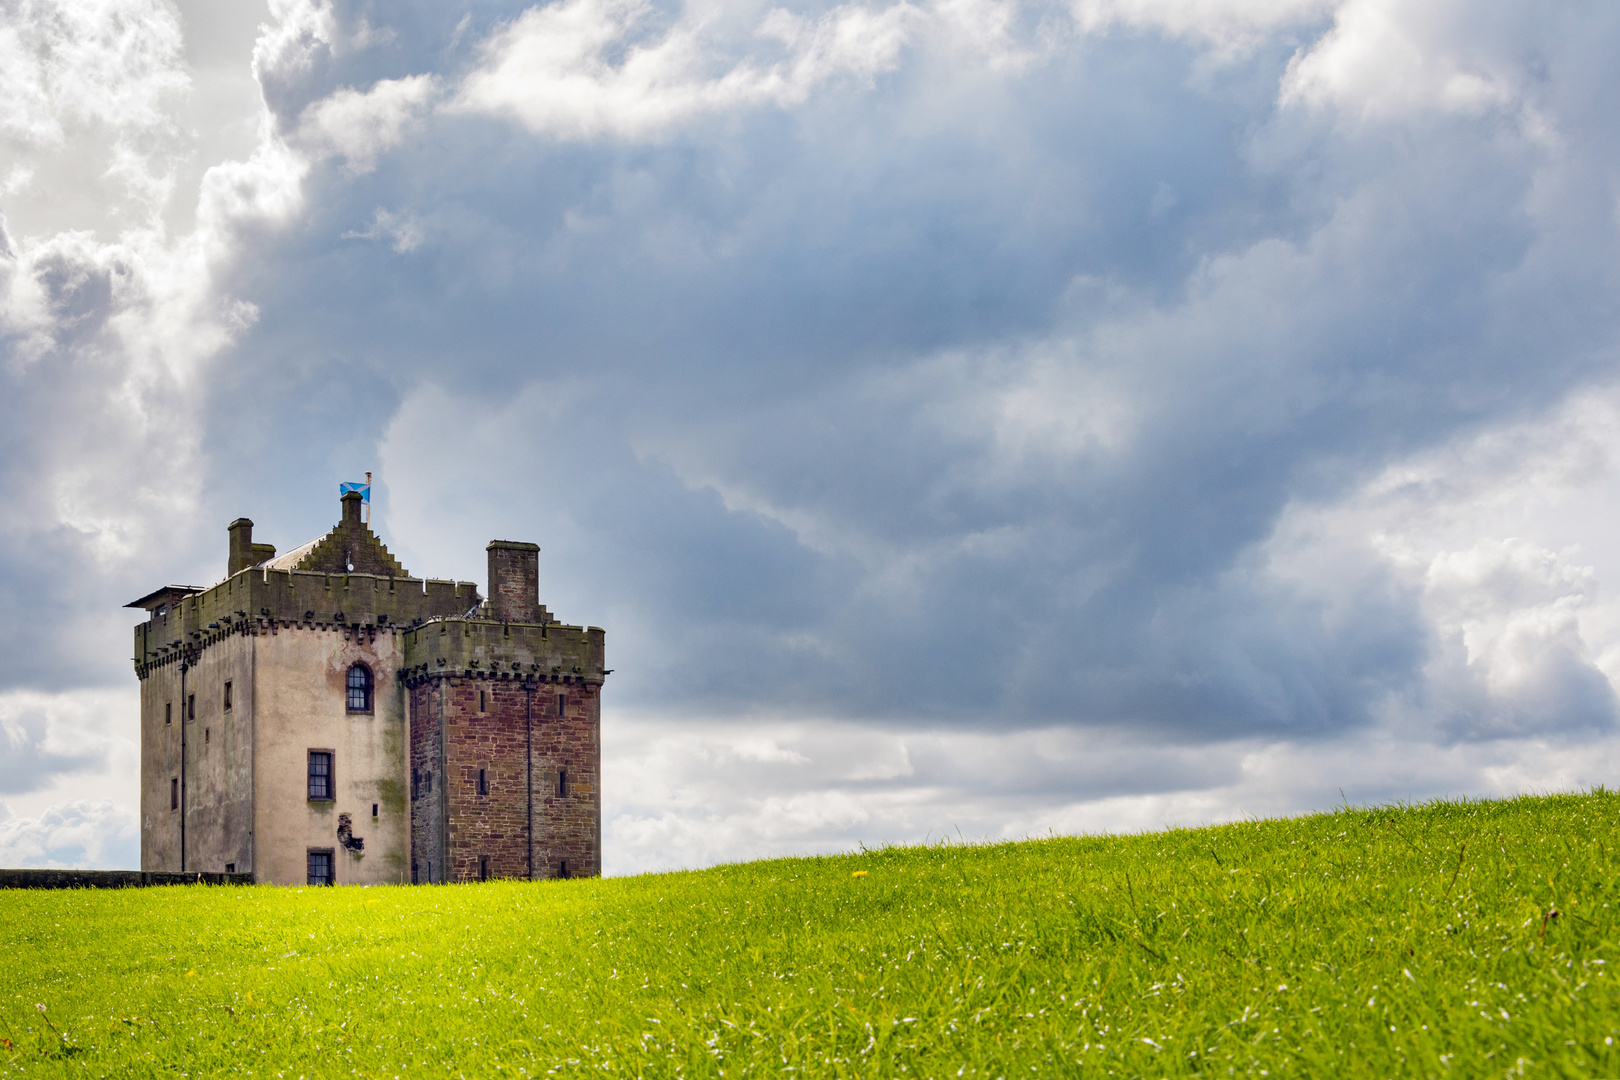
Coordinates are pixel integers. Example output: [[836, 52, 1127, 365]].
[[3, 0, 1619, 874]]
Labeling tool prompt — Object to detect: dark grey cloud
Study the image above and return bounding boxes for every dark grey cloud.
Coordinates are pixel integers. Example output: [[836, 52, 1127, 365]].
[[176, 0, 1620, 746]]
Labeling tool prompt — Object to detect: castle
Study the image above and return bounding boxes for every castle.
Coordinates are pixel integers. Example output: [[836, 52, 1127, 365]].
[[128, 490, 605, 886]]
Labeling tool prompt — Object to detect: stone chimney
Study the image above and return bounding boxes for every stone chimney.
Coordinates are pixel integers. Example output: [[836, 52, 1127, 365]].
[[228, 518, 278, 576], [486, 541, 541, 622], [341, 489, 364, 528], [228, 519, 256, 576]]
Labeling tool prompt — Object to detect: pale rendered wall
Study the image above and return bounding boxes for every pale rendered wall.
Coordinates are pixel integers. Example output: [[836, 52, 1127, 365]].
[[139, 654, 183, 871], [180, 636, 255, 873], [251, 624, 408, 886]]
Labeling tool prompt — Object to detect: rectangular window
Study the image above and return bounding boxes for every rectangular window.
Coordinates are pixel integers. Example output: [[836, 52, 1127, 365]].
[[559, 860, 568, 880], [479, 689, 486, 713], [223, 681, 232, 711], [479, 856, 489, 882], [307, 849, 334, 887], [205, 727, 210, 745], [308, 751, 333, 800], [225, 863, 235, 874], [478, 768, 487, 795], [171, 777, 178, 810], [558, 769, 567, 797], [187, 694, 195, 721], [371, 802, 378, 818], [557, 693, 567, 716], [165, 702, 171, 726]]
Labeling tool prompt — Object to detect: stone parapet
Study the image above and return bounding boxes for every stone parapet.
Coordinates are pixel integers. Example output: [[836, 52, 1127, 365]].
[[132, 570, 481, 678], [400, 618, 606, 688]]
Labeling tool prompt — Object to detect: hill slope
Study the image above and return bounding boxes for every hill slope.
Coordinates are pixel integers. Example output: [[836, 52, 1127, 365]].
[[1, 792, 1617, 1076]]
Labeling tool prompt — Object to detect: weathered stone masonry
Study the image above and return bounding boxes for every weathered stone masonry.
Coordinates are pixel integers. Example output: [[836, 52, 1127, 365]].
[[132, 492, 607, 885]]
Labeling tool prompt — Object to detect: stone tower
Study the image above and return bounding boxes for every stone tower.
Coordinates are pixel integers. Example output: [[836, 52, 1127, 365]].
[[128, 491, 606, 885]]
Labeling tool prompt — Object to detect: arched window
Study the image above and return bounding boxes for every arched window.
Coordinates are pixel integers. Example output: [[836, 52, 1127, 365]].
[[347, 663, 373, 712]]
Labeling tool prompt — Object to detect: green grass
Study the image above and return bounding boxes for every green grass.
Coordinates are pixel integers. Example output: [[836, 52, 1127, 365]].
[[2, 792, 1617, 1077]]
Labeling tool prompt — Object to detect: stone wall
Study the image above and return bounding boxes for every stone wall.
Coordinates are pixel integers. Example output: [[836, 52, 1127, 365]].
[[0, 870, 252, 889], [409, 674, 601, 882]]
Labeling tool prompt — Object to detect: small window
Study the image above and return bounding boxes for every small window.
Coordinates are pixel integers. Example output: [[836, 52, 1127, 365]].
[[558, 769, 567, 797], [165, 702, 171, 726], [225, 863, 235, 874], [308, 751, 333, 800], [346, 664, 373, 712], [371, 802, 378, 818], [223, 681, 232, 711], [478, 768, 487, 796], [307, 849, 334, 887], [205, 727, 210, 745], [559, 860, 568, 880], [479, 856, 489, 882], [557, 693, 567, 716], [171, 777, 179, 810], [479, 689, 486, 713], [187, 694, 195, 721]]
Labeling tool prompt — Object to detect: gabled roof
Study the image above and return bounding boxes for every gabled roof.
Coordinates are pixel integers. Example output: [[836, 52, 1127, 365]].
[[261, 517, 411, 577]]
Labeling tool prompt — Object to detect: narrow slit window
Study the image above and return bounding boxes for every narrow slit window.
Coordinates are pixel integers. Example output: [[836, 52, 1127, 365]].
[[558, 769, 567, 797], [171, 777, 178, 810], [205, 727, 210, 745], [165, 702, 171, 726], [478, 768, 487, 796], [308, 751, 333, 800], [480, 856, 489, 881], [307, 849, 334, 887], [223, 681, 232, 711], [346, 664, 373, 712], [559, 860, 568, 880], [557, 693, 567, 717], [479, 689, 486, 713], [371, 802, 378, 818], [187, 694, 195, 721]]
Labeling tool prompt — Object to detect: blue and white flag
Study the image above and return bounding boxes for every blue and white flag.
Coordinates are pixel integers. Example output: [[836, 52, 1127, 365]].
[[339, 481, 370, 502]]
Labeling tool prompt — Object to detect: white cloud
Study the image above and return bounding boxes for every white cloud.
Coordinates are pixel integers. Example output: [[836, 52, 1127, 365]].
[[0, 0, 189, 147], [454, 0, 921, 139], [297, 75, 439, 174], [1280, 0, 1522, 122], [1069, 0, 1331, 54], [0, 800, 138, 869], [341, 206, 423, 252]]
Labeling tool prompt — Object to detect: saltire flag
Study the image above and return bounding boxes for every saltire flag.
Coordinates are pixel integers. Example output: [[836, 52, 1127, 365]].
[[340, 481, 370, 502]]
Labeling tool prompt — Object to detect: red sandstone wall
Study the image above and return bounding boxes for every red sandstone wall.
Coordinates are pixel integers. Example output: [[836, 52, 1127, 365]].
[[411, 676, 601, 883], [531, 683, 601, 879]]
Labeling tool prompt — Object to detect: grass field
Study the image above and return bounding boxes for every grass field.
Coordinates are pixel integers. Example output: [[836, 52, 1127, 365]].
[[1, 791, 1616, 1077]]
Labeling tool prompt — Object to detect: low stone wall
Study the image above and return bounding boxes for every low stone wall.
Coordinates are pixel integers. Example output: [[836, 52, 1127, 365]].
[[0, 869, 254, 889]]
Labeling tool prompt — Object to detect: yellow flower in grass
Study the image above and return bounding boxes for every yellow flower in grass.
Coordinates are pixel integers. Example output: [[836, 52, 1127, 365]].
[[851, 871, 868, 878]]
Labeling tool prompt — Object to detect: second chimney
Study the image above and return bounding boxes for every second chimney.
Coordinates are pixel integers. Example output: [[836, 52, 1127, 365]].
[[486, 540, 541, 622]]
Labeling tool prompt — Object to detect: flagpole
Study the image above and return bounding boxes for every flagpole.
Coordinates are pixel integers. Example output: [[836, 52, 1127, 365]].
[[364, 471, 371, 525]]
